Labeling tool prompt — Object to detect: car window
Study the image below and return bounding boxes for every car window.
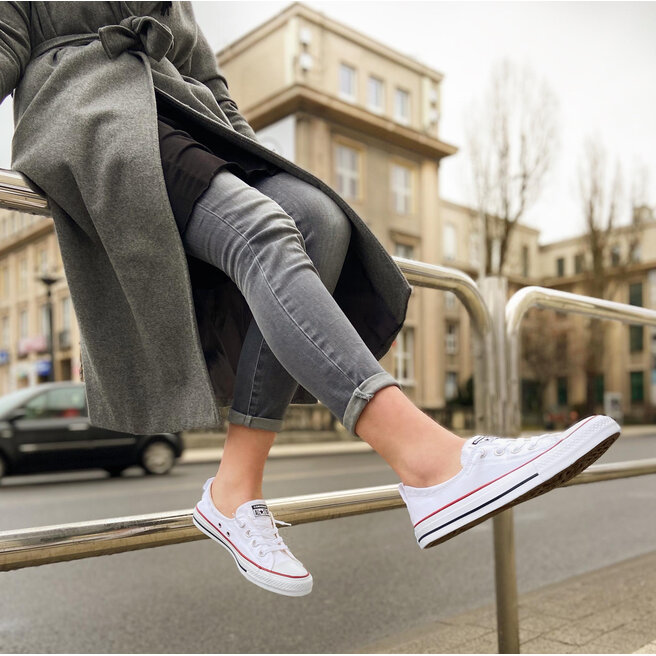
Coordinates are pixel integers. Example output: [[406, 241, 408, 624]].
[[24, 388, 87, 419]]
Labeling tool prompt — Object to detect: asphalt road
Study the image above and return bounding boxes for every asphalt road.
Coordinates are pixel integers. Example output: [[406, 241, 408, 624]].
[[0, 433, 654, 653]]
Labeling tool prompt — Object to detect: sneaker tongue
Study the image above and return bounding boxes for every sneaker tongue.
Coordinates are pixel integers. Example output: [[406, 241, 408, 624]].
[[236, 499, 272, 522]]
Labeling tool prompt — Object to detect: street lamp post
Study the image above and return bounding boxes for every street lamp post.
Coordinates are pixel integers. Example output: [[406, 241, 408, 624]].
[[39, 274, 59, 382]]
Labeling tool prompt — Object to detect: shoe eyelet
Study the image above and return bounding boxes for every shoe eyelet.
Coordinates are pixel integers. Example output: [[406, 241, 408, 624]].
[[226, 531, 230, 536], [258, 550, 264, 557], [245, 529, 251, 537], [494, 448, 504, 456], [479, 449, 487, 459], [218, 523, 221, 528]]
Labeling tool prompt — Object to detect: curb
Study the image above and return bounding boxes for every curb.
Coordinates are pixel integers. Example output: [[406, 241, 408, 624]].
[[180, 440, 375, 465]]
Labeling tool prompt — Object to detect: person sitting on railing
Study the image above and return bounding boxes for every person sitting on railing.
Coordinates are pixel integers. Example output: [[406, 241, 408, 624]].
[[0, 1, 622, 598]]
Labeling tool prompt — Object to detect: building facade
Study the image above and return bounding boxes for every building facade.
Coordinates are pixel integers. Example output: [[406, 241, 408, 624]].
[[0, 208, 80, 395], [1, 2, 652, 426]]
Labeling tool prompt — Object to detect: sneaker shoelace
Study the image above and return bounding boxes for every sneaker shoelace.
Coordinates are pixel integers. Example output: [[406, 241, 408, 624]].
[[475, 432, 559, 457], [236, 514, 293, 558]]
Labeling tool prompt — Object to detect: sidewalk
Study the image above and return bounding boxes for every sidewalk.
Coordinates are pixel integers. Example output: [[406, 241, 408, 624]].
[[179, 423, 653, 465], [356, 550, 656, 654]]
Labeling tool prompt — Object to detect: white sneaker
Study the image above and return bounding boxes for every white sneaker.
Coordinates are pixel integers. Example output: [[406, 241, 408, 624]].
[[399, 414, 621, 549], [192, 477, 313, 596]]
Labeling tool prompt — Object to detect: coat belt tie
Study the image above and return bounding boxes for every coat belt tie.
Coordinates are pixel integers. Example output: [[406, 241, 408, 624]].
[[30, 16, 174, 63], [98, 16, 174, 62]]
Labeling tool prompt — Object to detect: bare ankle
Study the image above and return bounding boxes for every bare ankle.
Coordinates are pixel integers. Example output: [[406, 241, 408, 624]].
[[400, 437, 465, 488], [210, 475, 263, 517]]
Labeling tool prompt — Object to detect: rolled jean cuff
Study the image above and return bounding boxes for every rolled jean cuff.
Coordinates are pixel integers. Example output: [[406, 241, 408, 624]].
[[342, 370, 401, 438], [227, 407, 284, 432]]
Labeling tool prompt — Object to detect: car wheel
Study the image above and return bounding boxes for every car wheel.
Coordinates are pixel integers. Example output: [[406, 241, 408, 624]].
[[105, 466, 126, 478], [141, 440, 176, 475]]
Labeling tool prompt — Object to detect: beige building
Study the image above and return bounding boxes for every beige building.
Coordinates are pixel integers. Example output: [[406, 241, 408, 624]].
[[216, 1, 469, 415], [2, 1, 652, 426], [0, 208, 80, 395], [535, 206, 656, 421]]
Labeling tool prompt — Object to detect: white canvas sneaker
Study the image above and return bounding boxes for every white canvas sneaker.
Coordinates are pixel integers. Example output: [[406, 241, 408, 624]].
[[192, 477, 313, 596], [399, 414, 621, 549]]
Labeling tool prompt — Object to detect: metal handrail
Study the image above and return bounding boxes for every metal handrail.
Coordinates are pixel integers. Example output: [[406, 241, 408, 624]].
[[1, 458, 654, 572], [506, 286, 656, 447], [0, 169, 50, 215]]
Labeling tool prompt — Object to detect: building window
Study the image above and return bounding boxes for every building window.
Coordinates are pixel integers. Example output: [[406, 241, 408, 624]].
[[1, 265, 8, 298], [630, 371, 644, 403], [335, 144, 360, 200], [339, 63, 357, 102], [556, 376, 568, 406], [556, 257, 565, 277], [39, 248, 48, 275], [630, 325, 644, 353], [611, 244, 621, 266], [445, 322, 458, 355], [574, 253, 585, 274], [470, 231, 481, 268], [445, 291, 457, 310], [631, 243, 642, 263], [394, 326, 415, 384], [394, 242, 414, 260], [594, 374, 604, 404], [61, 296, 71, 330], [368, 75, 384, 113], [445, 371, 458, 401], [19, 309, 28, 340], [394, 87, 410, 124], [629, 282, 643, 307], [391, 164, 412, 214], [522, 245, 529, 277], [1, 315, 9, 348], [19, 256, 28, 292], [443, 222, 457, 261]]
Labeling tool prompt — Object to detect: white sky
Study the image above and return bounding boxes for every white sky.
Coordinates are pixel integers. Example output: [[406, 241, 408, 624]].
[[1, 1, 654, 245]]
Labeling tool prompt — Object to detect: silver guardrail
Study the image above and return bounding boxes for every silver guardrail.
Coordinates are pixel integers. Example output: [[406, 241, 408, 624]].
[[0, 169, 50, 215], [2, 170, 655, 653], [1, 459, 654, 573]]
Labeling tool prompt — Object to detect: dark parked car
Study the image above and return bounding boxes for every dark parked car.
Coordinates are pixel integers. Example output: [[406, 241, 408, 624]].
[[0, 382, 183, 482]]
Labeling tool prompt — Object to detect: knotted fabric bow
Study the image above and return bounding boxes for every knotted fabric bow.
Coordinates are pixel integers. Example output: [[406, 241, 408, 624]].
[[98, 15, 174, 62]]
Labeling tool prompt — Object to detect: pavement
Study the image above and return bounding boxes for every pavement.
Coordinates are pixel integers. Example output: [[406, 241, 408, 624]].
[[179, 422, 653, 465], [355, 549, 656, 654], [179, 424, 655, 654]]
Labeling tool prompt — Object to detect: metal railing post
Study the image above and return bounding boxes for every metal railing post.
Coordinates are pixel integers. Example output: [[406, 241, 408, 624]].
[[480, 276, 521, 654]]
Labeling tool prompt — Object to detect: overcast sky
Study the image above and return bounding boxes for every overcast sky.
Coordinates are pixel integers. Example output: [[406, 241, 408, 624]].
[[1, 1, 654, 245]]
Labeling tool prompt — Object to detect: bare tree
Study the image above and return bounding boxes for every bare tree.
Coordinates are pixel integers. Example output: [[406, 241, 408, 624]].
[[466, 58, 560, 275], [521, 309, 585, 416], [575, 138, 647, 413]]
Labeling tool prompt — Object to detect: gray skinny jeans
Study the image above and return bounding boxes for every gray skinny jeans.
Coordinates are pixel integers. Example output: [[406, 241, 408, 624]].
[[180, 167, 400, 436]]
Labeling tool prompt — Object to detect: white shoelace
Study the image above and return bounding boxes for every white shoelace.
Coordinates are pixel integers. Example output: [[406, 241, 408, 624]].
[[237, 515, 292, 557], [475, 433, 559, 456]]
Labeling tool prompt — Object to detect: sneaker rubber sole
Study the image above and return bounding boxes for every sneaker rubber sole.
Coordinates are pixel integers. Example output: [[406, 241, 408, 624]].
[[192, 506, 313, 597], [419, 419, 620, 549]]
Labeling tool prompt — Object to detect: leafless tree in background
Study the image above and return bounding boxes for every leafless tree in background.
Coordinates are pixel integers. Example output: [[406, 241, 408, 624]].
[[521, 308, 585, 419], [466, 58, 560, 275], [576, 137, 647, 413]]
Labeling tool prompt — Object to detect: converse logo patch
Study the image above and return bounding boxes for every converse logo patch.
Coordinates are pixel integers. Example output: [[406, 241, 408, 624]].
[[251, 503, 270, 517]]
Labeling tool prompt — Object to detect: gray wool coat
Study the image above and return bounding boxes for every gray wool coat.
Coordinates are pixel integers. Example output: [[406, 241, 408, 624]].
[[1, 1, 411, 435]]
